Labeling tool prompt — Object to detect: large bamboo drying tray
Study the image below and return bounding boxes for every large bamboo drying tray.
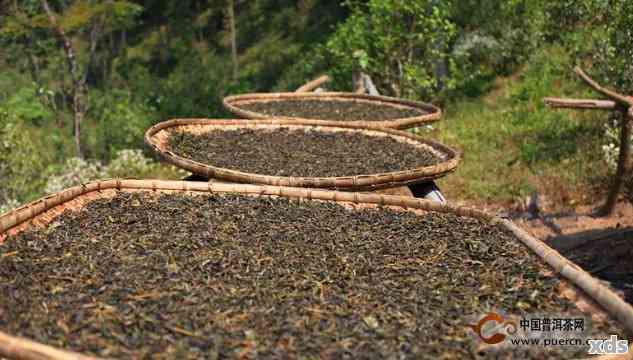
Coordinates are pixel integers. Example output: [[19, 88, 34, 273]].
[[0, 179, 632, 359], [144, 118, 459, 191], [222, 92, 441, 129]]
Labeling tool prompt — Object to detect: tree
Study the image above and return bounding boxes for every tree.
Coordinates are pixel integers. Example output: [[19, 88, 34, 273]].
[[1, 0, 142, 158], [40, 0, 86, 157], [544, 68, 632, 216], [323, 0, 456, 100], [228, 0, 238, 81]]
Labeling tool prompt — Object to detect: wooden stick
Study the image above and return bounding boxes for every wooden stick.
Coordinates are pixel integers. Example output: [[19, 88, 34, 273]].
[[361, 73, 379, 96], [543, 97, 617, 110], [574, 67, 633, 107], [601, 108, 633, 215], [295, 75, 330, 93], [352, 72, 379, 96], [0, 331, 99, 360]]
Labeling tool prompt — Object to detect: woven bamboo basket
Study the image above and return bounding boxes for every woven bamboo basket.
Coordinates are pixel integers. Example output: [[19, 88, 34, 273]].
[[0, 179, 631, 359], [222, 92, 441, 129], [144, 118, 459, 191]]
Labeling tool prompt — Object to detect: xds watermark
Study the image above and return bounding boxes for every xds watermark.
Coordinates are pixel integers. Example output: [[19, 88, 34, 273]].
[[467, 312, 629, 355], [587, 335, 629, 355]]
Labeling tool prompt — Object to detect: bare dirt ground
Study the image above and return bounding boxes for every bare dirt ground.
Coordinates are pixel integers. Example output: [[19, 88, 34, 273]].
[[455, 197, 633, 304]]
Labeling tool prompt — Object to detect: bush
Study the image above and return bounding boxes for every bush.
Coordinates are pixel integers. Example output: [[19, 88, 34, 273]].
[[88, 90, 157, 160], [0, 199, 20, 215], [44, 157, 105, 194], [5, 86, 54, 126], [323, 0, 456, 100], [105, 149, 187, 178], [45, 149, 188, 194], [124, 51, 229, 119], [592, 0, 633, 94], [0, 111, 48, 204]]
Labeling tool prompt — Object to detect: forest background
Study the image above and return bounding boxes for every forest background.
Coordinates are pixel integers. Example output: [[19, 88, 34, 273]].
[[1, 0, 632, 213]]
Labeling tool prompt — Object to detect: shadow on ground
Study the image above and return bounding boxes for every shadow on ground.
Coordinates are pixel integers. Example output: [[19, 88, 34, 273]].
[[548, 226, 633, 304]]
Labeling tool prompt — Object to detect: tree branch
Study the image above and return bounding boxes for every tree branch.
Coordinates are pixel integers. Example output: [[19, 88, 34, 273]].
[[574, 67, 633, 107], [41, 0, 85, 158], [82, 19, 103, 85], [543, 97, 617, 110]]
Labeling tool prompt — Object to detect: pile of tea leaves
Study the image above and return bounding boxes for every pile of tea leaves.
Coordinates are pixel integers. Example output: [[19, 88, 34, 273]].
[[166, 127, 441, 177], [0, 192, 624, 358], [238, 99, 425, 121]]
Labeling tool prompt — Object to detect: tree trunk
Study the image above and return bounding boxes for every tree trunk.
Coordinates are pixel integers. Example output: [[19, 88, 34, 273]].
[[602, 109, 632, 215], [228, 0, 238, 82], [41, 0, 85, 158], [27, 52, 40, 85]]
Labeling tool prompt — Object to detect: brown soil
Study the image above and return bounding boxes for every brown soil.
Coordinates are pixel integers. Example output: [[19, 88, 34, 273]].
[[0, 192, 622, 358], [166, 127, 441, 177], [239, 99, 425, 121]]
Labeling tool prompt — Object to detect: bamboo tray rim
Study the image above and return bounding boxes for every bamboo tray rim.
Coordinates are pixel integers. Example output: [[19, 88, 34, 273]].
[[0, 179, 632, 360], [144, 118, 460, 190], [222, 92, 442, 129]]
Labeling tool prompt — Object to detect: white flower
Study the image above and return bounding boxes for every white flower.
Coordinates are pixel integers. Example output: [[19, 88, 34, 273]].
[[0, 199, 21, 215]]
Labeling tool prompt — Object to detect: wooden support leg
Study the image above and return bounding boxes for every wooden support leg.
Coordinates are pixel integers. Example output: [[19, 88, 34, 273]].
[[601, 109, 632, 216], [183, 174, 209, 182], [408, 181, 446, 204]]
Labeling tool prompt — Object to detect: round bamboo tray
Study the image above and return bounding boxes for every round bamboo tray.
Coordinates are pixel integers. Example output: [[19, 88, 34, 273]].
[[144, 118, 459, 191], [0, 179, 631, 359], [222, 92, 441, 129]]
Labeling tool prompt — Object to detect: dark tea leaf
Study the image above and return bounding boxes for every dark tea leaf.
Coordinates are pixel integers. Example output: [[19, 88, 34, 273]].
[[0, 192, 624, 359], [167, 128, 441, 177], [239, 99, 424, 121]]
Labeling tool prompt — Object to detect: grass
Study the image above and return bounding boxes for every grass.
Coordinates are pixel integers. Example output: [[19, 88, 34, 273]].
[[429, 46, 611, 208]]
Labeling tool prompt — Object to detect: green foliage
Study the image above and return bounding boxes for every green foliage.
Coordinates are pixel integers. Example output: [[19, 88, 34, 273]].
[[543, 0, 608, 40], [4, 86, 53, 126], [151, 53, 228, 118], [507, 47, 602, 165], [324, 0, 456, 100], [320, 0, 550, 100], [449, 0, 546, 98], [0, 110, 49, 204], [1, 1, 142, 35], [88, 90, 156, 160], [592, 0, 633, 94], [59, 1, 142, 33], [543, 1, 633, 179], [0, 0, 629, 209], [438, 46, 607, 203]]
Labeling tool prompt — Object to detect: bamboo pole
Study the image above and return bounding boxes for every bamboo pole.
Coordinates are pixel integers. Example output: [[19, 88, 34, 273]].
[[543, 97, 617, 110], [295, 75, 330, 93], [0, 331, 99, 360]]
